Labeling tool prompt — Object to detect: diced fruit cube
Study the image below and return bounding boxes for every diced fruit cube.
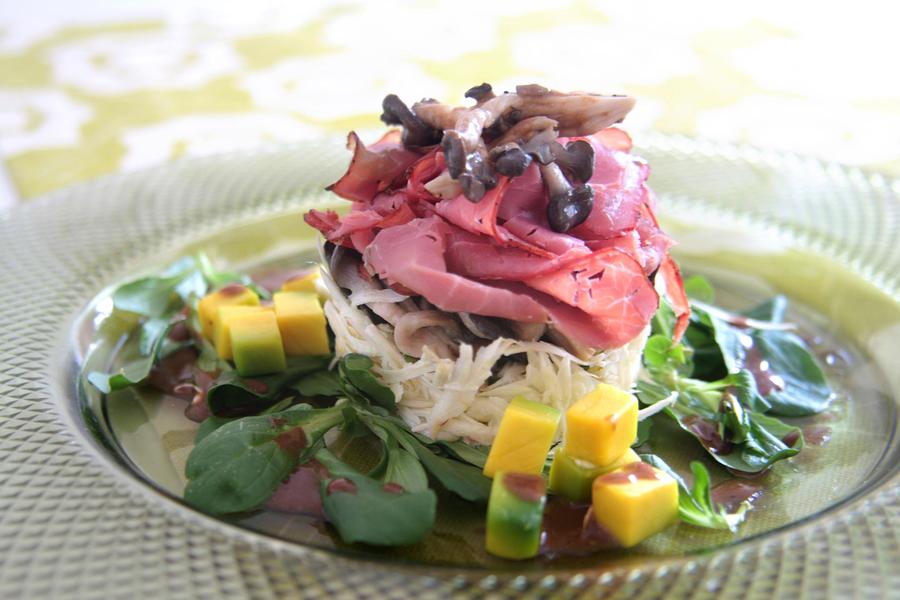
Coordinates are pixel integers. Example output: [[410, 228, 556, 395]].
[[273, 292, 330, 356], [229, 311, 287, 376], [565, 383, 638, 467], [486, 472, 546, 560], [483, 397, 561, 478], [198, 284, 259, 340], [591, 462, 678, 547], [549, 447, 640, 502], [280, 269, 321, 297], [213, 305, 269, 359]]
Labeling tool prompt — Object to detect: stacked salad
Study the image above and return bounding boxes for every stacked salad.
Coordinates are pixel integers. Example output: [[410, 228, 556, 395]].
[[84, 84, 834, 558], [307, 84, 689, 444]]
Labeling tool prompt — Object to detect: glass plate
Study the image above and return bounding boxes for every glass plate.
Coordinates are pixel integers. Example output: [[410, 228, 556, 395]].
[[0, 136, 897, 598]]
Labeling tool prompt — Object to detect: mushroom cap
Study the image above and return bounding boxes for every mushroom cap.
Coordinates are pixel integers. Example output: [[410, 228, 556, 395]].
[[554, 140, 595, 183], [491, 144, 533, 177], [547, 184, 594, 233]]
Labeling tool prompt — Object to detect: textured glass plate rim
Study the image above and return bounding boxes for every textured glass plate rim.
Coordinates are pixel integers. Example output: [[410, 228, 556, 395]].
[[0, 134, 895, 597]]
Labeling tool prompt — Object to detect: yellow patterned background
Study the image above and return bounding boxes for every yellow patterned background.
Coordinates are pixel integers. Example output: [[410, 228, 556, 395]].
[[1, 0, 897, 207]]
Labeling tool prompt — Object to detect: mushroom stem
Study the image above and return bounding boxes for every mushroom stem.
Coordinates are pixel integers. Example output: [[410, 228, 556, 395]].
[[452, 93, 522, 150], [412, 100, 467, 130], [540, 162, 572, 197], [488, 116, 558, 149], [521, 127, 558, 165]]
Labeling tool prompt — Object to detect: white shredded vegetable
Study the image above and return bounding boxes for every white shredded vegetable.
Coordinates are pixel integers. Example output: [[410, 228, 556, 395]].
[[318, 244, 649, 445], [638, 391, 678, 420]]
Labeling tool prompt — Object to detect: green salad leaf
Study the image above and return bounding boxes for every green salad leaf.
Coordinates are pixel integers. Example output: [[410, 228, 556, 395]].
[[639, 277, 828, 473], [112, 271, 191, 318], [184, 405, 343, 515], [638, 365, 802, 473], [365, 416, 492, 502], [194, 415, 232, 444], [205, 356, 330, 417], [633, 419, 652, 447], [315, 449, 436, 546], [367, 426, 429, 493], [432, 439, 490, 469], [338, 354, 395, 410], [690, 298, 832, 416], [750, 330, 833, 416], [642, 455, 749, 531], [195, 251, 270, 300], [293, 354, 396, 411], [682, 274, 716, 303], [86, 321, 177, 393], [293, 370, 344, 397]]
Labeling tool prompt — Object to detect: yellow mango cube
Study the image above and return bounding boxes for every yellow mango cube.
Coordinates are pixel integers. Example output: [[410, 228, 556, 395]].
[[213, 305, 269, 359], [273, 292, 330, 356], [565, 383, 638, 467], [197, 284, 259, 340], [549, 447, 640, 502], [591, 462, 678, 547], [280, 269, 321, 296], [483, 397, 561, 479], [229, 311, 287, 376]]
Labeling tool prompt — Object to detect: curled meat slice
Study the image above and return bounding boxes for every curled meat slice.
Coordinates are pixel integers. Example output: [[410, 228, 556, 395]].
[[591, 127, 633, 152], [444, 236, 565, 280], [364, 216, 549, 323], [567, 137, 649, 240], [524, 248, 659, 347], [405, 147, 445, 202], [658, 254, 690, 343], [502, 213, 588, 256], [327, 131, 421, 203]]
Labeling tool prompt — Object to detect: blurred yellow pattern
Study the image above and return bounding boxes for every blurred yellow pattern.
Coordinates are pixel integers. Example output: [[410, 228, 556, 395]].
[[0, 0, 896, 202]]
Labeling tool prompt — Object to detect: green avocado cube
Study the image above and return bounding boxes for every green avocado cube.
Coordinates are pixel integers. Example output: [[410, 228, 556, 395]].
[[229, 310, 287, 376], [549, 447, 641, 502], [485, 472, 546, 560]]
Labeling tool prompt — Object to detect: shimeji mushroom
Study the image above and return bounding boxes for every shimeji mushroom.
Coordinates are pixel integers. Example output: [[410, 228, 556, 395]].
[[381, 84, 634, 203], [490, 143, 532, 177], [540, 161, 595, 233], [464, 82, 495, 104], [552, 139, 595, 183], [380, 94, 442, 148]]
